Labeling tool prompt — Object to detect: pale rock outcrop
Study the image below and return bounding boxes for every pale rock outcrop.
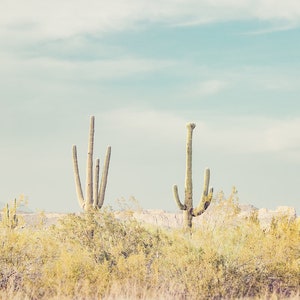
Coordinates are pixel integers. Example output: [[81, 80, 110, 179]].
[[258, 206, 297, 229], [1, 205, 297, 229]]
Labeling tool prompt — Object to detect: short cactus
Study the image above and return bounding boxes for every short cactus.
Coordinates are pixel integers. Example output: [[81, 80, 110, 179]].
[[173, 123, 213, 229], [2, 199, 18, 229], [72, 116, 111, 211]]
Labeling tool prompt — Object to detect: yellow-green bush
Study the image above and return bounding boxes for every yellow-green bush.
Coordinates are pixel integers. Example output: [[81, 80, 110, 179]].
[[0, 200, 299, 299]]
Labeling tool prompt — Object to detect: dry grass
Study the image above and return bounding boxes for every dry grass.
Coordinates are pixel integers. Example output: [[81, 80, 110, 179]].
[[0, 196, 299, 299]]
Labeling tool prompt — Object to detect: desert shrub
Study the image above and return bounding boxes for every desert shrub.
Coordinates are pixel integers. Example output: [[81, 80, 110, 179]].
[[0, 227, 59, 299], [0, 199, 299, 299], [49, 210, 173, 298], [191, 193, 300, 299]]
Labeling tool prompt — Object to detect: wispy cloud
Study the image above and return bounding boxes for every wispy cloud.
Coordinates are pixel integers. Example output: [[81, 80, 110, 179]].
[[263, 119, 300, 153], [98, 108, 300, 162], [193, 116, 300, 161], [0, 52, 176, 84], [259, 76, 300, 91], [254, 0, 300, 22], [2, 0, 300, 41], [242, 22, 298, 35]]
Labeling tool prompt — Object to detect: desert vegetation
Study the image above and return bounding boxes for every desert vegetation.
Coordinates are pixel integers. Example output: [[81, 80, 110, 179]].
[[1, 119, 299, 299], [0, 193, 299, 300]]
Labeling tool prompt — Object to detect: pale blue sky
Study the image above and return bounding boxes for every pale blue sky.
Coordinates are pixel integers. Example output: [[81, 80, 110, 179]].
[[1, 1, 300, 214]]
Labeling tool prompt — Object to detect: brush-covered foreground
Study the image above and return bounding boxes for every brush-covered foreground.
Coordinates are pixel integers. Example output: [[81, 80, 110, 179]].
[[0, 196, 299, 299]]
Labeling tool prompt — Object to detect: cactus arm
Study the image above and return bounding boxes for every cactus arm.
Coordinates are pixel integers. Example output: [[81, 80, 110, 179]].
[[97, 146, 111, 209], [86, 116, 95, 209], [193, 168, 213, 216], [6, 203, 9, 223], [72, 145, 85, 209], [192, 187, 213, 216], [173, 185, 186, 210], [13, 199, 18, 228], [93, 158, 100, 208]]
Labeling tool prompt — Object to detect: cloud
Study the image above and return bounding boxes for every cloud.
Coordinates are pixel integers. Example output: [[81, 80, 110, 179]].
[[2, 0, 300, 41], [254, 0, 300, 21], [264, 119, 300, 152], [0, 52, 176, 86], [242, 22, 297, 35], [192, 116, 300, 161], [260, 77, 300, 91], [97, 108, 300, 161], [0, 1, 141, 38]]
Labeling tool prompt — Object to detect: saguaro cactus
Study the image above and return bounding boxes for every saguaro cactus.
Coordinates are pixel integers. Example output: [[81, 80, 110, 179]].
[[2, 199, 18, 229], [72, 116, 111, 211], [173, 123, 213, 229]]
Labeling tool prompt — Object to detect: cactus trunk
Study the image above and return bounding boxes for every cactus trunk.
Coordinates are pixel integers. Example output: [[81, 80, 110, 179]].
[[85, 116, 95, 209], [184, 123, 195, 229]]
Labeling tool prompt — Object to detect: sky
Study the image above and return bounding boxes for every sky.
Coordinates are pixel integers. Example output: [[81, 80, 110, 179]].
[[0, 1, 300, 215]]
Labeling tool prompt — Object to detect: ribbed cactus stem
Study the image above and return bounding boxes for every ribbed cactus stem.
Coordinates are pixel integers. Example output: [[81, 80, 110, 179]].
[[173, 122, 213, 229], [193, 168, 213, 216], [85, 115, 95, 210], [184, 123, 195, 228], [173, 185, 186, 210], [93, 158, 100, 208], [72, 145, 85, 209], [98, 146, 111, 209], [185, 123, 195, 207], [13, 199, 18, 227], [6, 203, 9, 220]]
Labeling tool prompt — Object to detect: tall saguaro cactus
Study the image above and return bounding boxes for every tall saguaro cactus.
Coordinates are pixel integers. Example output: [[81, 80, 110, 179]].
[[173, 123, 213, 229], [72, 116, 111, 211]]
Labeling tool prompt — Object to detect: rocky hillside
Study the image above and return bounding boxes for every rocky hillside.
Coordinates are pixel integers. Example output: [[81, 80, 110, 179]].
[[116, 204, 297, 230], [3, 203, 297, 230]]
